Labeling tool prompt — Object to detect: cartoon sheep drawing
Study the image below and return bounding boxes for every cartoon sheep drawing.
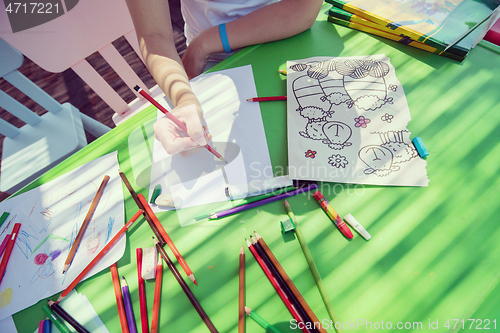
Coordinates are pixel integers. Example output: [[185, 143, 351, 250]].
[[358, 130, 418, 177], [297, 106, 352, 150]]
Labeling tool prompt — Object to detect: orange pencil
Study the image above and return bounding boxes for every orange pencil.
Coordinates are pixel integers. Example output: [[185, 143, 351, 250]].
[[137, 248, 149, 333], [63, 175, 110, 274], [150, 257, 163, 333], [57, 210, 143, 302], [137, 194, 196, 285], [0, 223, 21, 285], [110, 263, 129, 333]]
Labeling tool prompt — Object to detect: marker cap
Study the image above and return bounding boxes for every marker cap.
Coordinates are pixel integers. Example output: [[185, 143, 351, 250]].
[[343, 214, 371, 240], [312, 191, 324, 201]]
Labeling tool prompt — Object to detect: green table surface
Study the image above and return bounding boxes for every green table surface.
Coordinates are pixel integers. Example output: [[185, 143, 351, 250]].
[[11, 3, 500, 332]]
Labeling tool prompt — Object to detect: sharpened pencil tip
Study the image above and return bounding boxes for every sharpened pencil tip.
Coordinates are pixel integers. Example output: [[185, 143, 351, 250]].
[[240, 246, 244, 255], [245, 306, 252, 315], [133, 85, 140, 92]]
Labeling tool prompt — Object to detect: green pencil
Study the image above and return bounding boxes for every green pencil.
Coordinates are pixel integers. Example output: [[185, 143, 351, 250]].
[[284, 200, 343, 333], [0, 212, 10, 227], [42, 304, 71, 333], [245, 307, 282, 333]]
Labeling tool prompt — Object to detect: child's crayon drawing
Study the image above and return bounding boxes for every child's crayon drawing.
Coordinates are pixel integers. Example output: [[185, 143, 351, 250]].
[[0, 152, 125, 321], [287, 55, 428, 186]]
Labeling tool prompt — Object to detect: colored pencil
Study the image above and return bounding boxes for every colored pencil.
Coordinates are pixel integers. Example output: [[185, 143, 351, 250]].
[[122, 277, 138, 333], [38, 319, 45, 333], [246, 96, 287, 102], [278, 69, 287, 75], [62, 175, 110, 274], [57, 210, 144, 302], [134, 85, 227, 163], [150, 257, 163, 333], [110, 263, 129, 333], [43, 318, 52, 333], [136, 248, 149, 333], [138, 193, 196, 285], [245, 307, 282, 333], [250, 237, 315, 333], [245, 239, 308, 333], [285, 202, 342, 333], [48, 300, 90, 333], [0, 222, 21, 285], [118, 169, 166, 247], [153, 237, 218, 333], [43, 304, 71, 333], [238, 246, 245, 333], [254, 231, 327, 333], [0, 233, 10, 256], [209, 184, 318, 220], [195, 186, 296, 221]]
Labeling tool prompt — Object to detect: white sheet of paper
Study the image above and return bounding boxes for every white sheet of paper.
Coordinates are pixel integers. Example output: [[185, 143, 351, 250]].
[[287, 55, 429, 186], [150, 65, 292, 221], [0, 152, 124, 321], [0, 316, 16, 333]]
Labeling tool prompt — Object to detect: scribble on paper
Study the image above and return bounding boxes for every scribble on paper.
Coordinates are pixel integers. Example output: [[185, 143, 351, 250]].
[[0, 152, 125, 321], [0, 286, 13, 309]]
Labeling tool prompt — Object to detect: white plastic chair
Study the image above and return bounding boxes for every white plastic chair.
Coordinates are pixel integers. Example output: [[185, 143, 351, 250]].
[[0, 0, 164, 126], [0, 37, 109, 194]]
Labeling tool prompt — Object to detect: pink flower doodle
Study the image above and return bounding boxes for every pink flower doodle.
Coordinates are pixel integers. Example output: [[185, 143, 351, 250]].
[[305, 150, 317, 158], [354, 116, 371, 128]]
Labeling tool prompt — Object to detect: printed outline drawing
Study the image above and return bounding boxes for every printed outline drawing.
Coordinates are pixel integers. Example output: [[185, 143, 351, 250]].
[[291, 58, 396, 151], [358, 130, 418, 177]]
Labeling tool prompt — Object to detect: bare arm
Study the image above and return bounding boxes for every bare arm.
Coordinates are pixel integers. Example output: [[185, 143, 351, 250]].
[[125, 0, 207, 154], [182, 0, 324, 78], [125, 0, 200, 108]]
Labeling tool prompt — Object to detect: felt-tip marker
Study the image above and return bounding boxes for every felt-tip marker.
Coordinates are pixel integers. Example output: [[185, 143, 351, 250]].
[[312, 191, 353, 239]]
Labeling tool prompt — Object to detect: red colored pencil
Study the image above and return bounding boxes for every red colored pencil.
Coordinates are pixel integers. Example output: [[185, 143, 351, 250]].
[[137, 194, 196, 285], [110, 263, 130, 333], [133, 86, 226, 163], [137, 248, 149, 333], [153, 237, 218, 333], [0, 223, 21, 285], [150, 257, 163, 333], [246, 96, 287, 102], [245, 239, 309, 333], [238, 246, 245, 333], [57, 210, 144, 302]]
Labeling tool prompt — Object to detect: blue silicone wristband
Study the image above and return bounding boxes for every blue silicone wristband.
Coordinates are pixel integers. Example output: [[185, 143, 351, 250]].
[[218, 23, 232, 54]]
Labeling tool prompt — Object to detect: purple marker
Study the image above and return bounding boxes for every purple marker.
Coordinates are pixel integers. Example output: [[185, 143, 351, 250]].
[[121, 276, 138, 333], [209, 183, 318, 219]]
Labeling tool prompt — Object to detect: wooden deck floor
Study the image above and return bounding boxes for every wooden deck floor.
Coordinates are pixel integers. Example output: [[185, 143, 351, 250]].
[[0, 1, 186, 201]]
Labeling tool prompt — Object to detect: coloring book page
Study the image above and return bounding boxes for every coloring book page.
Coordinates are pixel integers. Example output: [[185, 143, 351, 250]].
[[0, 152, 124, 320], [287, 55, 429, 186], [149, 65, 291, 225]]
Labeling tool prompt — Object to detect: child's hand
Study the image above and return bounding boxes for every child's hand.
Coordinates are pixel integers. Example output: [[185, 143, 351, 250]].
[[153, 104, 212, 156]]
